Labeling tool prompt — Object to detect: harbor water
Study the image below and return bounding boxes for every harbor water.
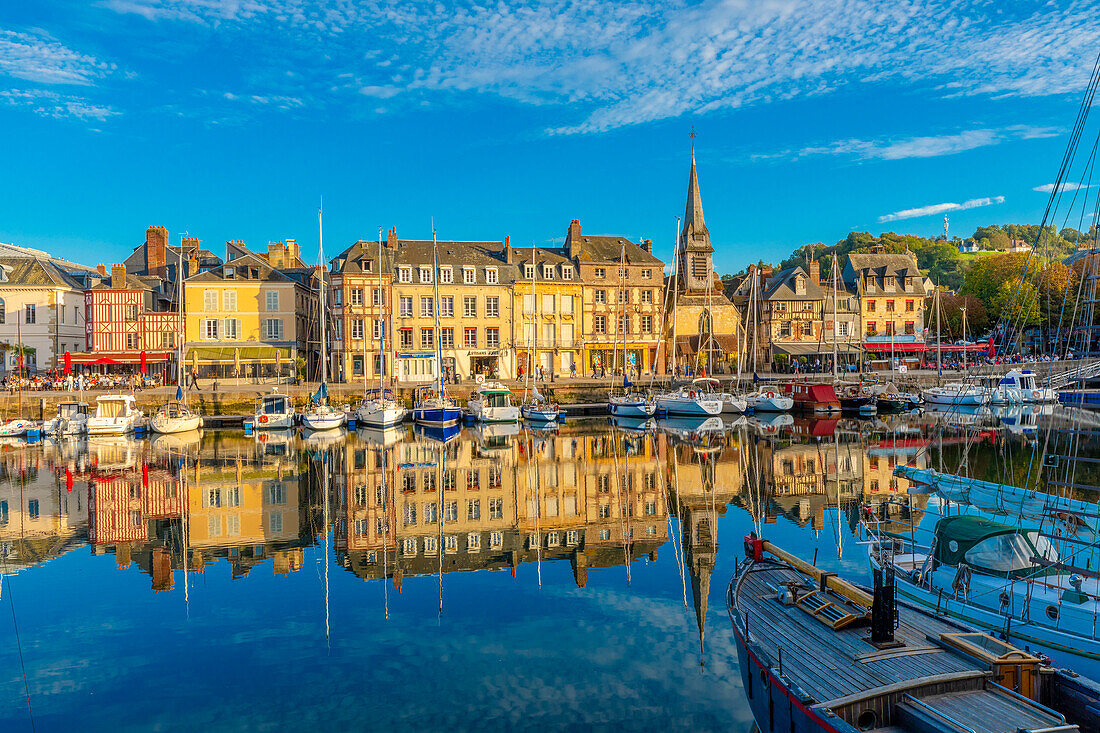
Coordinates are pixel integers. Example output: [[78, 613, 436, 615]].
[[0, 406, 1091, 731]]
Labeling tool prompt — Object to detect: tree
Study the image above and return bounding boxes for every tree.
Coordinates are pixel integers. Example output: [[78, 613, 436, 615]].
[[939, 294, 989, 339]]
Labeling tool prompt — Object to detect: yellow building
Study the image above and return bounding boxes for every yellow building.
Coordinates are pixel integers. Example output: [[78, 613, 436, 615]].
[[842, 252, 929, 360], [561, 219, 666, 377], [509, 245, 583, 379], [184, 252, 315, 380], [329, 237, 393, 384]]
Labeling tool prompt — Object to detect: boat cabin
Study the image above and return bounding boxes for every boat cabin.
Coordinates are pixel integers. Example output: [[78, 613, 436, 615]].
[[158, 401, 194, 418], [476, 383, 514, 408], [783, 382, 840, 410], [259, 394, 291, 414], [932, 515, 1059, 579], [57, 402, 90, 418], [95, 395, 139, 418]]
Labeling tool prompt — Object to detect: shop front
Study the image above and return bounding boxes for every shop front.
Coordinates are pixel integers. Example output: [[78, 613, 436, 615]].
[[68, 350, 176, 382], [468, 350, 502, 380], [396, 351, 439, 384], [187, 345, 295, 383]]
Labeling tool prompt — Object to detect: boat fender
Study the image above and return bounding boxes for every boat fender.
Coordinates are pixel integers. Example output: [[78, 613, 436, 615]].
[[744, 533, 764, 561], [259, 414, 269, 424]]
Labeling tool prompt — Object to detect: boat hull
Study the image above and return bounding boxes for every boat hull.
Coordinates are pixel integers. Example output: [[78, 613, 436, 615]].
[[150, 414, 203, 434], [608, 401, 656, 417], [87, 418, 142, 436], [301, 412, 346, 431], [656, 395, 722, 417], [253, 413, 295, 430], [749, 396, 794, 412], [520, 405, 560, 421], [413, 406, 462, 427], [471, 405, 520, 423], [355, 404, 407, 428]]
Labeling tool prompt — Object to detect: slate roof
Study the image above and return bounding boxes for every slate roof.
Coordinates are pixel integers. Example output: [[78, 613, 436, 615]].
[[0, 257, 84, 289], [395, 240, 518, 285], [763, 266, 824, 301], [185, 252, 296, 283], [568, 235, 663, 265], [330, 240, 396, 275], [846, 253, 921, 278]]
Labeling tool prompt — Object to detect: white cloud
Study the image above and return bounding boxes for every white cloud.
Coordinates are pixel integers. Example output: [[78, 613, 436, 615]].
[[0, 89, 118, 121], [0, 29, 114, 86], [878, 195, 1005, 223], [1033, 182, 1093, 193], [87, 0, 1100, 134], [786, 125, 1061, 161]]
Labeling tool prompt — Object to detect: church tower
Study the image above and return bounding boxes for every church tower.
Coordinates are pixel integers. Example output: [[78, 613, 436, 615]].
[[678, 144, 714, 293]]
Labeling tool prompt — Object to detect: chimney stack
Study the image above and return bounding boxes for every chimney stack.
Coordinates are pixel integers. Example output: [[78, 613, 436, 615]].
[[386, 227, 398, 249], [566, 219, 581, 249], [111, 264, 126, 290], [504, 235, 512, 263], [96, 263, 108, 277], [809, 259, 821, 285], [145, 226, 168, 276], [642, 238, 653, 254]]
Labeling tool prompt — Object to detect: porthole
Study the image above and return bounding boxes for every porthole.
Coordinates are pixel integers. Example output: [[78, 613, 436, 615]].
[[857, 710, 878, 731], [1046, 605, 1060, 621]]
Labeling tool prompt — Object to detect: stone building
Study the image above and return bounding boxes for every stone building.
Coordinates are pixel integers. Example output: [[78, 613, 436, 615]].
[[842, 252, 928, 361], [0, 256, 88, 375], [667, 147, 742, 375], [508, 244, 582, 380], [564, 219, 665, 377], [328, 236, 394, 385]]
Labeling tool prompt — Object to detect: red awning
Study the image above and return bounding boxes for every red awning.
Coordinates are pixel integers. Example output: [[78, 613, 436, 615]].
[[863, 342, 926, 353], [68, 351, 173, 365]]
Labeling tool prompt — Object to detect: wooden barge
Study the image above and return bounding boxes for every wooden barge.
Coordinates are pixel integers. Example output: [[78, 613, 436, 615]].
[[728, 535, 1100, 733]]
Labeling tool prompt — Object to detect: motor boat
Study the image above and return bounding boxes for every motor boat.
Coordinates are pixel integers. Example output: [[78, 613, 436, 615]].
[[412, 386, 462, 427], [87, 394, 146, 435], [254, 390, 296, 430], [300, 401, 347, 431], [656, 380, 723, 417], [922, 382, 990, 406], [985, 369, 1058, 404], [744, 386, 793, 412], [783, 382, 841, 414], [0, 418, 39, 437], [836, 381, 875, 411], [149, 401, 203, 434], [868, 381, 908, 412], [354, 388, 407, 428], [608, 392, 657, 417], [42, 401, 90, 436], [467, 381, 520, 423]]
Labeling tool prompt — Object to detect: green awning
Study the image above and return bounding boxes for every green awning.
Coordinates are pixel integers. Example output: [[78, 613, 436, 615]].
[[188, 346, 292, 364]]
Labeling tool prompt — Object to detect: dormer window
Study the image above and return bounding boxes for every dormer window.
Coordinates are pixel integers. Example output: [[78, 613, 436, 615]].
[[542, 265, 554, 280], [419, 266, 432, 284], [225, 267, 235, 278], [485, 267, 498, 285], [463, 267, 475, 284], [365, 261, 372, 272], [440, 266, 453, 284], [562, 266, 574, 280], [399, 267, 412, 284], [525, 264, 535, 280], [795, 275, 806, 295]]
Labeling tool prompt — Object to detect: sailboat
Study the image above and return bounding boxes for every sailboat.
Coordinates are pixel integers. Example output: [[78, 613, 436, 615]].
[[301, 204, 347, 431], [605, 242, 657, 418], [356, 229, 407, 428], [516, 247, 562, 422], [412, 228, 462, 428], [151, 239, 203, 434]]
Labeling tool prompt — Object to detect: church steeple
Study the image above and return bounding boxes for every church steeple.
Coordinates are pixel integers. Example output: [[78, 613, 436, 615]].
[[679, 136, 715, 293]]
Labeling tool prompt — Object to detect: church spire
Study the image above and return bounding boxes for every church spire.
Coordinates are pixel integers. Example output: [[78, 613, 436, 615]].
[[683, 135, 707, 238], [679, 132, 714, 293]]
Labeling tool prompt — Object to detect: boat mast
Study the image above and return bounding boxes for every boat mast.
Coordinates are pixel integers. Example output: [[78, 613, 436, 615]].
[[671, 216, 681, 380], [432, 228, 444, 398], [936, 287, 942, 385], [377, 228, 384, 399], [832, 256, 838, 380], [610, 243, 625, 393], [317, 204, 328, 394], [177, 238, 185, 403], [524, 248, 535, 402], [961, 305, 968, 372]]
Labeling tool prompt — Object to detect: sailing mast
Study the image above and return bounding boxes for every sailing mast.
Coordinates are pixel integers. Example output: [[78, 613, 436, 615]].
[[317, 205, 328, 398], [935, 288, 943, 384], [524, 249, 535, 401], [432, 228, 445, 399], [610, 243, 625, 392], [671, 217, 681, 380], [177, 239, 186, 403], [376, 229, 384, 400], [832, 256, 838, 380]]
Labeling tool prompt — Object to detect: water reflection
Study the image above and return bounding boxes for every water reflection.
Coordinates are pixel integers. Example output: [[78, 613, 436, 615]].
[[0, 410, 1052, 731]]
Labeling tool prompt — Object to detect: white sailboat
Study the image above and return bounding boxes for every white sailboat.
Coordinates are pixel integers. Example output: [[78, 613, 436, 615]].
[[356, 228, 407, 428], [607, 241, 657, 418], [151, 239, 204, 434], [412, 228, 461, 427], [301, 204, 347, 431]]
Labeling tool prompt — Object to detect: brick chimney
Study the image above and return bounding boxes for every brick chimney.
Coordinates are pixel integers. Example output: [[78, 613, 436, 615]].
[[285, 238, 299, 264], [111, 264, 126, 289], [267, 241, 286, 268], [96, 263, 108, 276], [642, 238, 653, 254], [386, 227, 398, 249], [504, 235, 512, 263], [566, 219, 581, 253], [145, 226, 168, 276], [808, 259, 820, 284], [188, 254, 199, 277]]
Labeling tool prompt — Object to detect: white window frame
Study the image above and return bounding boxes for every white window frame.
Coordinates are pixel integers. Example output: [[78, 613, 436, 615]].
[[440, 266, 453, 284], [562, 266, 574, 280], [203, 319, 219, 339], [440, 295, 454, 318], [399, 296, 413, 318], [204, 290, 217, 311], [265, 290, 279, 311], [223, 318, 240, 340], [223, 290, 237, 311], [542, 265, 554, 279], [485, 267, 498, 284], [398, 267, 412, 284], [463, 267, 475, 285], [419, 266, 433, 284], [486, 296, 499, 318]]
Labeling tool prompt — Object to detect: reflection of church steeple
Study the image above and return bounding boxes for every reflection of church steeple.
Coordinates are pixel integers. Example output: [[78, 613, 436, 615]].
[[683, 504, 716, 663], [679, 143, 715, 294]]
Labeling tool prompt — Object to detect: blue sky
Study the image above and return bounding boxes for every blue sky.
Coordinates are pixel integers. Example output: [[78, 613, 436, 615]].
[[0, 0, 1095, 274]]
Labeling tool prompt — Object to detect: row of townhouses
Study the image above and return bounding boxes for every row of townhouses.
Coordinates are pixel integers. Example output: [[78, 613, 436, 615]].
[[0, 151, 933, 382]]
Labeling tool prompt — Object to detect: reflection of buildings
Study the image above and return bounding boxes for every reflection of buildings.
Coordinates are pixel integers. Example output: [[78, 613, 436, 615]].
[[335, 427, 669, 589], [0, 451, 89, 575], [84, 433, 319, 590]]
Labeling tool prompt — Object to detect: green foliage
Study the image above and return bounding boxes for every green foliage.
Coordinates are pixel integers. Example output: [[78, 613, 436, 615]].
[[938, 293, 989, 338]]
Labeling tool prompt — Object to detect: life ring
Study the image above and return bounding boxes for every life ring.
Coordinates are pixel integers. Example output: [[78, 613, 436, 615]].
[[689, 390, 697, 399], [259, 414, 269, 424], [763, 390, 776, 399], [1032, 390, 1042, 399]]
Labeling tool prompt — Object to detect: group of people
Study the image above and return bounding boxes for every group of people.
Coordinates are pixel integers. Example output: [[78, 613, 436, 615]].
[[3, 370, 164, 393]]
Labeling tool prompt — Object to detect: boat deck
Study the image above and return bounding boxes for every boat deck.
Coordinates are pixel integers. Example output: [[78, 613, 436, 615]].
[[735, 561, 1071, 732]]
